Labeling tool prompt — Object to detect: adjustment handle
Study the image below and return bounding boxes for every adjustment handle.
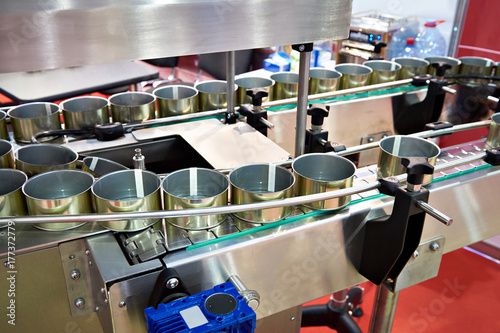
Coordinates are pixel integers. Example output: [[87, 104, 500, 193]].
[[431, 62, 452, 77], [307, 104, 330, 126], [246, 88, 268, 107], [401, 157, 434, 186]]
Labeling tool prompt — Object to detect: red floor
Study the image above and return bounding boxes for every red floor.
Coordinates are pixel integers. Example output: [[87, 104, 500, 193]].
[[301, 248, 500, 333]]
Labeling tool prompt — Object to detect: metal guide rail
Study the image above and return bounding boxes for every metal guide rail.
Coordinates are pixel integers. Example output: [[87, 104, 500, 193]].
[[0, 138, 491, 258]]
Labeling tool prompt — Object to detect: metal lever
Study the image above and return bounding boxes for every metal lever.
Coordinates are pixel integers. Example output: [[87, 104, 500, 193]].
[[416, 200, 453, 226], [227, 275, 260, 311]]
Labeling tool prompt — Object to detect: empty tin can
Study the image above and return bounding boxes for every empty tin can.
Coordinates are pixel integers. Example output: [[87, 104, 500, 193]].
[[309, 68, 342, 94], [235, 77, 275, 105], [154, 85, 198, 117], [0, 169, 28, 228], [393, 57, 430, 79], [109, 92, 156, 123], [0, 139, 14, 169], [7, 102, 61, 143], [269, 72, 299, 101], [23, 170, 94, 231], [61, 96, 110, 130], [195, 80, 238, 111], [92, 169, 162, 231], [15, 144, 78, 177], [486, 113, 500, 148], [363, 60, 402, 84], [292, 153, 356, 210], [229, 163, 295, 223], [424, 56, 461, 76], [163, 168, 229, 230], [0, 110, 8, 140], [82, 156, 128, 178], [377, 135, 440, 185], [458, 56, 495, 86], [335, 64, 372, 89]]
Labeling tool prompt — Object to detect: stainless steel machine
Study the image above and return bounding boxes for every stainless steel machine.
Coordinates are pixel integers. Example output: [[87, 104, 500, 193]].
[[1, 1, 499, 333]]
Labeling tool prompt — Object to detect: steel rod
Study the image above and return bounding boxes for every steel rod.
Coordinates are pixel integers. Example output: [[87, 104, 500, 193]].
[[416, 200, 453, 226], [226, 50, 236, 114], [294, 49, 311, 157], [369, 285, 399, 333]]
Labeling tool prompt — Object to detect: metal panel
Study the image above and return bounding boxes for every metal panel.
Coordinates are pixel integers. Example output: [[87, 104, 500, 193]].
[[0, 0, 352, 73]]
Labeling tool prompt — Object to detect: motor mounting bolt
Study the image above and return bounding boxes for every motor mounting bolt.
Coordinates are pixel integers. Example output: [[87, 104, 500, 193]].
[[429, 242, 440, 251], [70, 269, 81, 280], [75, 298, 85, 309], [412, 250, 419, 258], [119, 301, 126, 308], [166, 278, 179, 289]]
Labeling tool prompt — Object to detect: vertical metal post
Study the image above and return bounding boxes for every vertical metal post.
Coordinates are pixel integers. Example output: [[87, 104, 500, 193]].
[[331, 289, 349, 309], [368, 285, 399, 333], [226, 50, 236, 115], [447, 0, 469, 57], [293, 43, 313, 157]]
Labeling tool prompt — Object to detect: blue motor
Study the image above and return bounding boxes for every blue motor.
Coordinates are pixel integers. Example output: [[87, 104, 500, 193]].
[[144, 282, 256, 333]]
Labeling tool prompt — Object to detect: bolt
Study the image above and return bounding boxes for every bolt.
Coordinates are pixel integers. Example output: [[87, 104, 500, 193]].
[[69, 254, 75, 260], [95, 306, 100, 312], [104, 299, 109, 304], [3, 261, 8, 268], [387, 278, 394, 283], [119, 301, 126, 308], [382, 134, 388, 138], [429, 242, 440, 251], [85, 250, 90, 256], [70, 269, 81, 280], [88, 261, 92, 266], [166, 278, 179, 289], [290, 316, 295, 321], [75, 298, 85, 309], [101, 288, 106, 295], [368, 137, 374, 142], [299, 45, 305, 51], [412, 250, 419, 258]]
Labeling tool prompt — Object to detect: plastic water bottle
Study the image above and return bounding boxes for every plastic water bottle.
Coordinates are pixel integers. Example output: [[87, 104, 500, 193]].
[[415, 20, 447, 57], [387, 22, 419, 59], [401, 38, 418, 57]]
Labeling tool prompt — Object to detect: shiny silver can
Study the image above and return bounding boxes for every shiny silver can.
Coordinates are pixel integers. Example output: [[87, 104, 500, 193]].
[[195, 80, 238, 111], [458, 56, 495, 86], [23, 170, 94, 231], [235, 77, 275, 105], [0, 110, 8, 140], [229, 163, 295, 223], [486, 113, 500, 148], [61, 96, 109, 130], [363, 60, 402, 84], [269, 72, 299, 101], [0, 139, 14, 169], [392, 57, 430, 79], [15, 144, 78, 177], [154, 85, 198, 117], [0, 169, 28, 228], [424, 56, 461, 76], [292, 153, 356, 210], [162, 168, 229, 230], [82, 156, 128, 178], [309, 68, 342, 94], [377, 135, 440, 185], [109, 91, 156, 123], [334, 64, 372, 89], [7, 102, 61, 143], [92, 169, 162, 231]]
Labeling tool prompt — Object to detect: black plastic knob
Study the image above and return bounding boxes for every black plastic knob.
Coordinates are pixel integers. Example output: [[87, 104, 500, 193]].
[[431, 62, 452, 77], [307, 104, 330, 126], [401, 157, 434, 185], [246, 88, 269, 107], [370, 41, 387, 54]]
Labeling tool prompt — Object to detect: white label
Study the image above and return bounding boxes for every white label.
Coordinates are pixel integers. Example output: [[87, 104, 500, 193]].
[[180, 306, 208, 329], [89, 157, 98, 171], [134, 169, 144, 198], [189, 168, 198, 198], [393, 136, 402, 156], [268, 164, 276, 193]]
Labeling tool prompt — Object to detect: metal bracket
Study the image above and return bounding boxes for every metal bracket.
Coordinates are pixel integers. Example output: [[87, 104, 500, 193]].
[[117, 227, 167, 265], [386, 236, 446, 292], [59, 239, 95, 317]]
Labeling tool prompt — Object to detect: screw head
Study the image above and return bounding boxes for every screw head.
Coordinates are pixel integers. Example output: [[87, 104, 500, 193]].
[[104, 299, 109, 304], [368, 137, 374, 142], [69, 254, 75, 260], [118, 301, 126, 308], [75, 298, 85, 309], [3, 261, 9, 268], [88, 261, 92, 266], [412, 250, 419, 258], [95, 306, 100, 312], [299, 45, 305, 51], [70, 269, 81, 280], [429, 242, 440, 251], [166, 278, 179, 289], [85, 250, 90, 256], [101, 288, 106, 295], [290, 316, 295, 321], [386, 278, 394, 283]]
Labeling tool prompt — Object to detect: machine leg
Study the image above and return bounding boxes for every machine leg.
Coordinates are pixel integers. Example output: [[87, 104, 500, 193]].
[[368, 284, 400, 333]]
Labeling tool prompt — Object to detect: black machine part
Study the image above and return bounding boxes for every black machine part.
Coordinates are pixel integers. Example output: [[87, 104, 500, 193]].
[[238, 88, 271, 136], [304, 104, 346, 153]]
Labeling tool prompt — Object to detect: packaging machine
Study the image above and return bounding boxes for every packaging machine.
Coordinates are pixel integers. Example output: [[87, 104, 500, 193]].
[[1, 1, 499, 333]]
